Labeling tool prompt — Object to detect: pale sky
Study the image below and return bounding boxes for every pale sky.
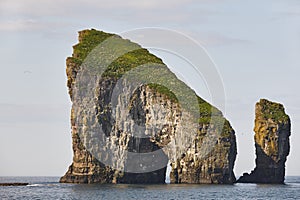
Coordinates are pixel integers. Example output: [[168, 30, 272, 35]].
[[0, 0, 299, 177]]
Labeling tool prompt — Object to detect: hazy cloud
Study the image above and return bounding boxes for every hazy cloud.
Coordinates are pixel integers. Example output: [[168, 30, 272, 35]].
[[0, 0, 227, 26], [0, 0, 196, 17], [0, 0, 248, 46]]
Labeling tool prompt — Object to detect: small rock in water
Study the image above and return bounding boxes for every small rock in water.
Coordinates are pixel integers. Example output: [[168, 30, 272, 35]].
[[0, 183, 29, 186]]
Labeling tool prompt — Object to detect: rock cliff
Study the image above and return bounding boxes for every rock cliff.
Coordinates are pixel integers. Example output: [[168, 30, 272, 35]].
[[238, 99, 291, 184], [60, 29, 237, 184]]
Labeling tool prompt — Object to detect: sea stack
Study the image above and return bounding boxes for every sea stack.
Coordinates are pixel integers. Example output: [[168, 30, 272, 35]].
[[238, 99, 291, 184], [60, 29, 237, 184]]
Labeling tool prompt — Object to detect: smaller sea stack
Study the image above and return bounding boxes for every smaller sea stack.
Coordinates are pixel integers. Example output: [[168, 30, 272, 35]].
[[238, 99, 291, 184]]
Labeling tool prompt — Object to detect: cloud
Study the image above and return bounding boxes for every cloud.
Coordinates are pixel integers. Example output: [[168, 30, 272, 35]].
[[0, 0, 250, 46], [0, 0, 226, 25], [0, 0, 201, 33], [0, 0, 195, 16]]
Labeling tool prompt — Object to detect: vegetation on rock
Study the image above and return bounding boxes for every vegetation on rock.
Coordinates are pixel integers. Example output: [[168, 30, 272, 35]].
[[237, 99, 291, 184], [258, 99, 289, 123], [61, 29, 237, 184], [67, 29, 232, 137]]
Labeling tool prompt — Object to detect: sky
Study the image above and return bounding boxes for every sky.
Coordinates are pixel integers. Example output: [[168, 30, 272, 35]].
[[0, 0, 299, 177]]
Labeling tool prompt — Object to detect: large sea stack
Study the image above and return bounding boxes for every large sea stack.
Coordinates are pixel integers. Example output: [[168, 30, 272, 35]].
[[60, 29, 237, 184], [238, 99, 291, 184]]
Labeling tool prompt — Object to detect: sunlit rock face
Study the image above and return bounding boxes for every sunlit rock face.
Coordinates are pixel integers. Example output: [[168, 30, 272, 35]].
[[60, 29, 237, 184], [238, 99, 291, 184]]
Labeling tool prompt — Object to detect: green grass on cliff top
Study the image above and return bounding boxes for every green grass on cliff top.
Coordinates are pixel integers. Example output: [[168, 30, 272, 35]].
[[68, 29, 232, 136], [258, 99, 289, 123]]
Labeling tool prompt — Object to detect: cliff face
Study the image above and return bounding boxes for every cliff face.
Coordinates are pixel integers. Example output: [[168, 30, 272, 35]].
[[60, 29, 237, 184], [238, 99, 291, 184]]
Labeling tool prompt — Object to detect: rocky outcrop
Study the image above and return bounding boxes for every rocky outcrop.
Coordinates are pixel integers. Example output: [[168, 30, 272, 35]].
[[0, 183, 29, 186], [60, 29, 237, 184], [238, 99, 291, 184]]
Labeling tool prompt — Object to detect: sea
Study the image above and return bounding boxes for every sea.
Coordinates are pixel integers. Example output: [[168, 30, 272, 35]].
[[1, 176, 300, 200]]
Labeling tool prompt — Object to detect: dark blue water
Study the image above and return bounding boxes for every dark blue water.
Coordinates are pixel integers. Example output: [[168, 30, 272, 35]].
[[1, 176, 300, 199]]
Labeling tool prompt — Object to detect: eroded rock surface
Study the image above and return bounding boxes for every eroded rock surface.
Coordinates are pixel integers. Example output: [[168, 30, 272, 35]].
[[60, 29, 237, 184], [238, 99, 291, 184]]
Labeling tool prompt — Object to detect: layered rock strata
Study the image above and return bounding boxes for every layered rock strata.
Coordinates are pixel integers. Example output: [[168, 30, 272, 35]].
[[60, 29, 237, 184], [238, 99, 291, 184]]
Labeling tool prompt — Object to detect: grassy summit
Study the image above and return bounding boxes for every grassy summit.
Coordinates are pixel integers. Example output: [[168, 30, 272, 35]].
[[257, 99, 289, 123], [67, 29, 232, 136]]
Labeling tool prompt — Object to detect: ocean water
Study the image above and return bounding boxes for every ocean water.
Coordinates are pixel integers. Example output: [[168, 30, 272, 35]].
[[1, 176, 300, 200]]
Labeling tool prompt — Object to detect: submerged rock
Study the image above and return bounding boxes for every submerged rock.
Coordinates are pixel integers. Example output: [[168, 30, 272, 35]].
[[238, 99, 291, 184], [60, 29, 237, 184]]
